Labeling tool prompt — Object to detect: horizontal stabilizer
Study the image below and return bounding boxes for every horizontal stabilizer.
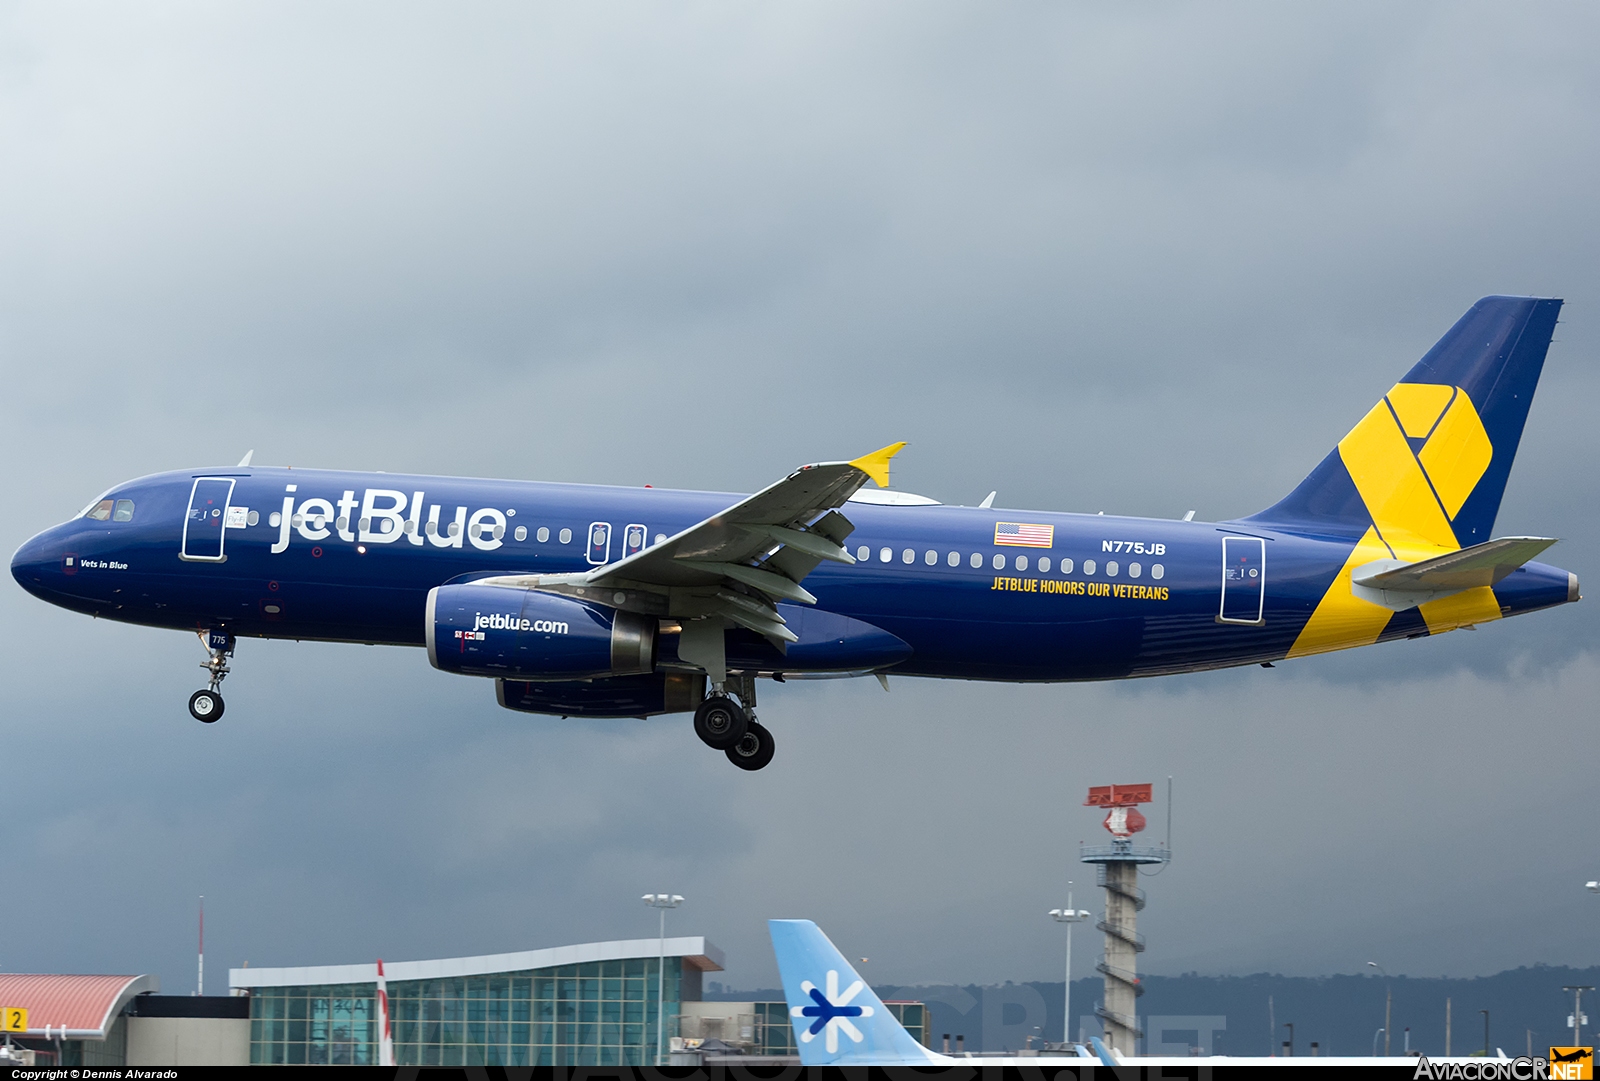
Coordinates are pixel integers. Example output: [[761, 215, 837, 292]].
[[1351, 536, 1556, 610], [1355, 537, 1556, 590]]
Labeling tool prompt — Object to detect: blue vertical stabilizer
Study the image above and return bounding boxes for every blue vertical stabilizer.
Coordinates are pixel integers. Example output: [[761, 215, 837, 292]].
[[1246, 296, 1561, 546], [768, 919, 941, 1066]]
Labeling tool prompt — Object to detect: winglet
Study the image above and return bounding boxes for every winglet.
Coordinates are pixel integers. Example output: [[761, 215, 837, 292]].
[[848, 442, 907, 489]]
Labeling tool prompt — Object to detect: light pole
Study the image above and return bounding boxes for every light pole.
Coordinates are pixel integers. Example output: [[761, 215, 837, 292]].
[[1563, 985, 1593, 1046], [1372, 1028, 1385, 1057], [1367, 962, 1391, 1057], [1050, 885, 1092, 1047], [1480, 1009, 1489, 1058], [642, 893, 683, 1066]]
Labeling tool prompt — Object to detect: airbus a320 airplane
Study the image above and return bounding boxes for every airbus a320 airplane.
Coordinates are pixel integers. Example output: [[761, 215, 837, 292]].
[[11, 297, 1579, 770]]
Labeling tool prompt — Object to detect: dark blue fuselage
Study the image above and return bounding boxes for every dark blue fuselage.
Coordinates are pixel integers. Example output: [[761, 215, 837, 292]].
[[10, 466, 1576, 682]]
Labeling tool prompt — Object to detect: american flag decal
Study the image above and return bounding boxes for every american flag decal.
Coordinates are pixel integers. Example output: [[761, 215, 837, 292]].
[[994, 522, 1053, 548]]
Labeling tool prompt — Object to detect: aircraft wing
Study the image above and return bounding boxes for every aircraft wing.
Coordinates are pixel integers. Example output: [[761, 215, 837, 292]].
[[1353, 536, 1558, 592], [478, 442, 905, 644]]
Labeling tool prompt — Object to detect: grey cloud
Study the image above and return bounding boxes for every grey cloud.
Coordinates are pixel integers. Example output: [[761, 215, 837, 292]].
[[1, 1, 1597, 995]]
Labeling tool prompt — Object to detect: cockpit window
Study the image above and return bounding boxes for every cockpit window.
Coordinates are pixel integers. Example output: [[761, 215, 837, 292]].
[[85, 499, 114, 521], [113, 499, 135, 522]]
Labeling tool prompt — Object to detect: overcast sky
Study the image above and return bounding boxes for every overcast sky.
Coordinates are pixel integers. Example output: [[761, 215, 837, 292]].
[[2, 2, 1597, 995]]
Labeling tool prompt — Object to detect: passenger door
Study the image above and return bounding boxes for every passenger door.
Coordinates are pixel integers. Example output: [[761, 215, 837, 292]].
[[1218, 535, 1266, 624], [182, 478, 236, 562]]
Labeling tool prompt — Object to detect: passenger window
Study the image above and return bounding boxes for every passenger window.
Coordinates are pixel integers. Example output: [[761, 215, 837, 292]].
[[970, 552, 983, 568], [113, 499, 135, 522], [992, 553, 1005, 570], [1015, 555, 1029, 571], [1038, 556, 1051, 572], [857, 545, 870, 562], [558, 528, 572, 544], [924, 550, 937, 565], [947, 551, 960, 567], [86, 499, 113, 521]]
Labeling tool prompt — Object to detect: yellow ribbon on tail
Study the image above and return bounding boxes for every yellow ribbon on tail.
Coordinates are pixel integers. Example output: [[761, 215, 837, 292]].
[[1289, 384, 1501, 658]]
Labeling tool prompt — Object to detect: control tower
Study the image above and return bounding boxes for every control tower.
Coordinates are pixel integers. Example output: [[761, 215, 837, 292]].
[[1080, 783, 1170, 1055]]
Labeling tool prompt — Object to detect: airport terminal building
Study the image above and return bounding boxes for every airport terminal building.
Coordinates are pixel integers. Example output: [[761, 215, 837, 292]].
[[232, 936, 723, 1066], [2, 935, 927, 1067]]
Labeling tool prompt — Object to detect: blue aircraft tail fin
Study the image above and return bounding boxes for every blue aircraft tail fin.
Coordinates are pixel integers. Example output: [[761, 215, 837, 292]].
[[768, 919, 942, 1066], [1244, 296, 1561, 549], [1090, 1036, 1121, 1066]]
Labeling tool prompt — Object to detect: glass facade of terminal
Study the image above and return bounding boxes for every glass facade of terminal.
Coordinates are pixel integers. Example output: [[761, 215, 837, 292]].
[[249, 957, 689, 1066]]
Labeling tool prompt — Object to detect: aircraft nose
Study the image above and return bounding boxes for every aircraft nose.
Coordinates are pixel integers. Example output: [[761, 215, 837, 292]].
[[11, 528, 67, 599]]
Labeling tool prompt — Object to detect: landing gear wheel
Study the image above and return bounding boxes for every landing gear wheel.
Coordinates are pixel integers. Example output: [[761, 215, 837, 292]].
[[693, 695, 747, 750], [189, 689, 224, 723], [725, 721, 775, 771]]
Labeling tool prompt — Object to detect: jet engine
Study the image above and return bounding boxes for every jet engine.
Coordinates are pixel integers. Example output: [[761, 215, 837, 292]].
[[426, 583, 655, 681]]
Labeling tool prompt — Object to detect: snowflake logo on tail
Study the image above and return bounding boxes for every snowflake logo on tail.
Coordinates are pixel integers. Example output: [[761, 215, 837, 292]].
[[791, 969, 875, 1053]]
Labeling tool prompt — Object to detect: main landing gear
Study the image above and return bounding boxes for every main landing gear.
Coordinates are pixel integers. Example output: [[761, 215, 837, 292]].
[[692, 674, 776, 771], [189, 630, 234, 723], [724, 721, 775, 772]]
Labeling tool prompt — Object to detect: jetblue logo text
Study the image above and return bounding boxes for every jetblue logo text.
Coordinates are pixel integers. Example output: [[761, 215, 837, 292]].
[[270, 487, 511, 555]]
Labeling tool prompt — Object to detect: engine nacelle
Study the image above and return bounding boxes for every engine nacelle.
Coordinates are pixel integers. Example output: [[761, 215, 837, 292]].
[[426, 583, 655, 681]]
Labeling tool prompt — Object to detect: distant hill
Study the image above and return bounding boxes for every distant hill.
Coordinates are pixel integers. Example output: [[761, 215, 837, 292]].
[[706, 965, 1600, 1056]]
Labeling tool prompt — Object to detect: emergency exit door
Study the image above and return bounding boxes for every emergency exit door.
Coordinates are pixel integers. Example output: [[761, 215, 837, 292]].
[[586, 522, 612, 565]]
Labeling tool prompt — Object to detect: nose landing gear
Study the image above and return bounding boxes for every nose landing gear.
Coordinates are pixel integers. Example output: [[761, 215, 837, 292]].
[[188, 688, 224, 722], [693, 673, 774, 770], [189, 630, 234, 723]]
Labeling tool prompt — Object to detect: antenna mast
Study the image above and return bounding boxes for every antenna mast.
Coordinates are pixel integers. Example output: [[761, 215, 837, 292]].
[[197, 896, 205, 997], [1166, 777, 1173, 853]]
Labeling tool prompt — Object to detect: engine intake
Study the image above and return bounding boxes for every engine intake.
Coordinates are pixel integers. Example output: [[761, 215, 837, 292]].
[[427, 583, 654, 681]]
